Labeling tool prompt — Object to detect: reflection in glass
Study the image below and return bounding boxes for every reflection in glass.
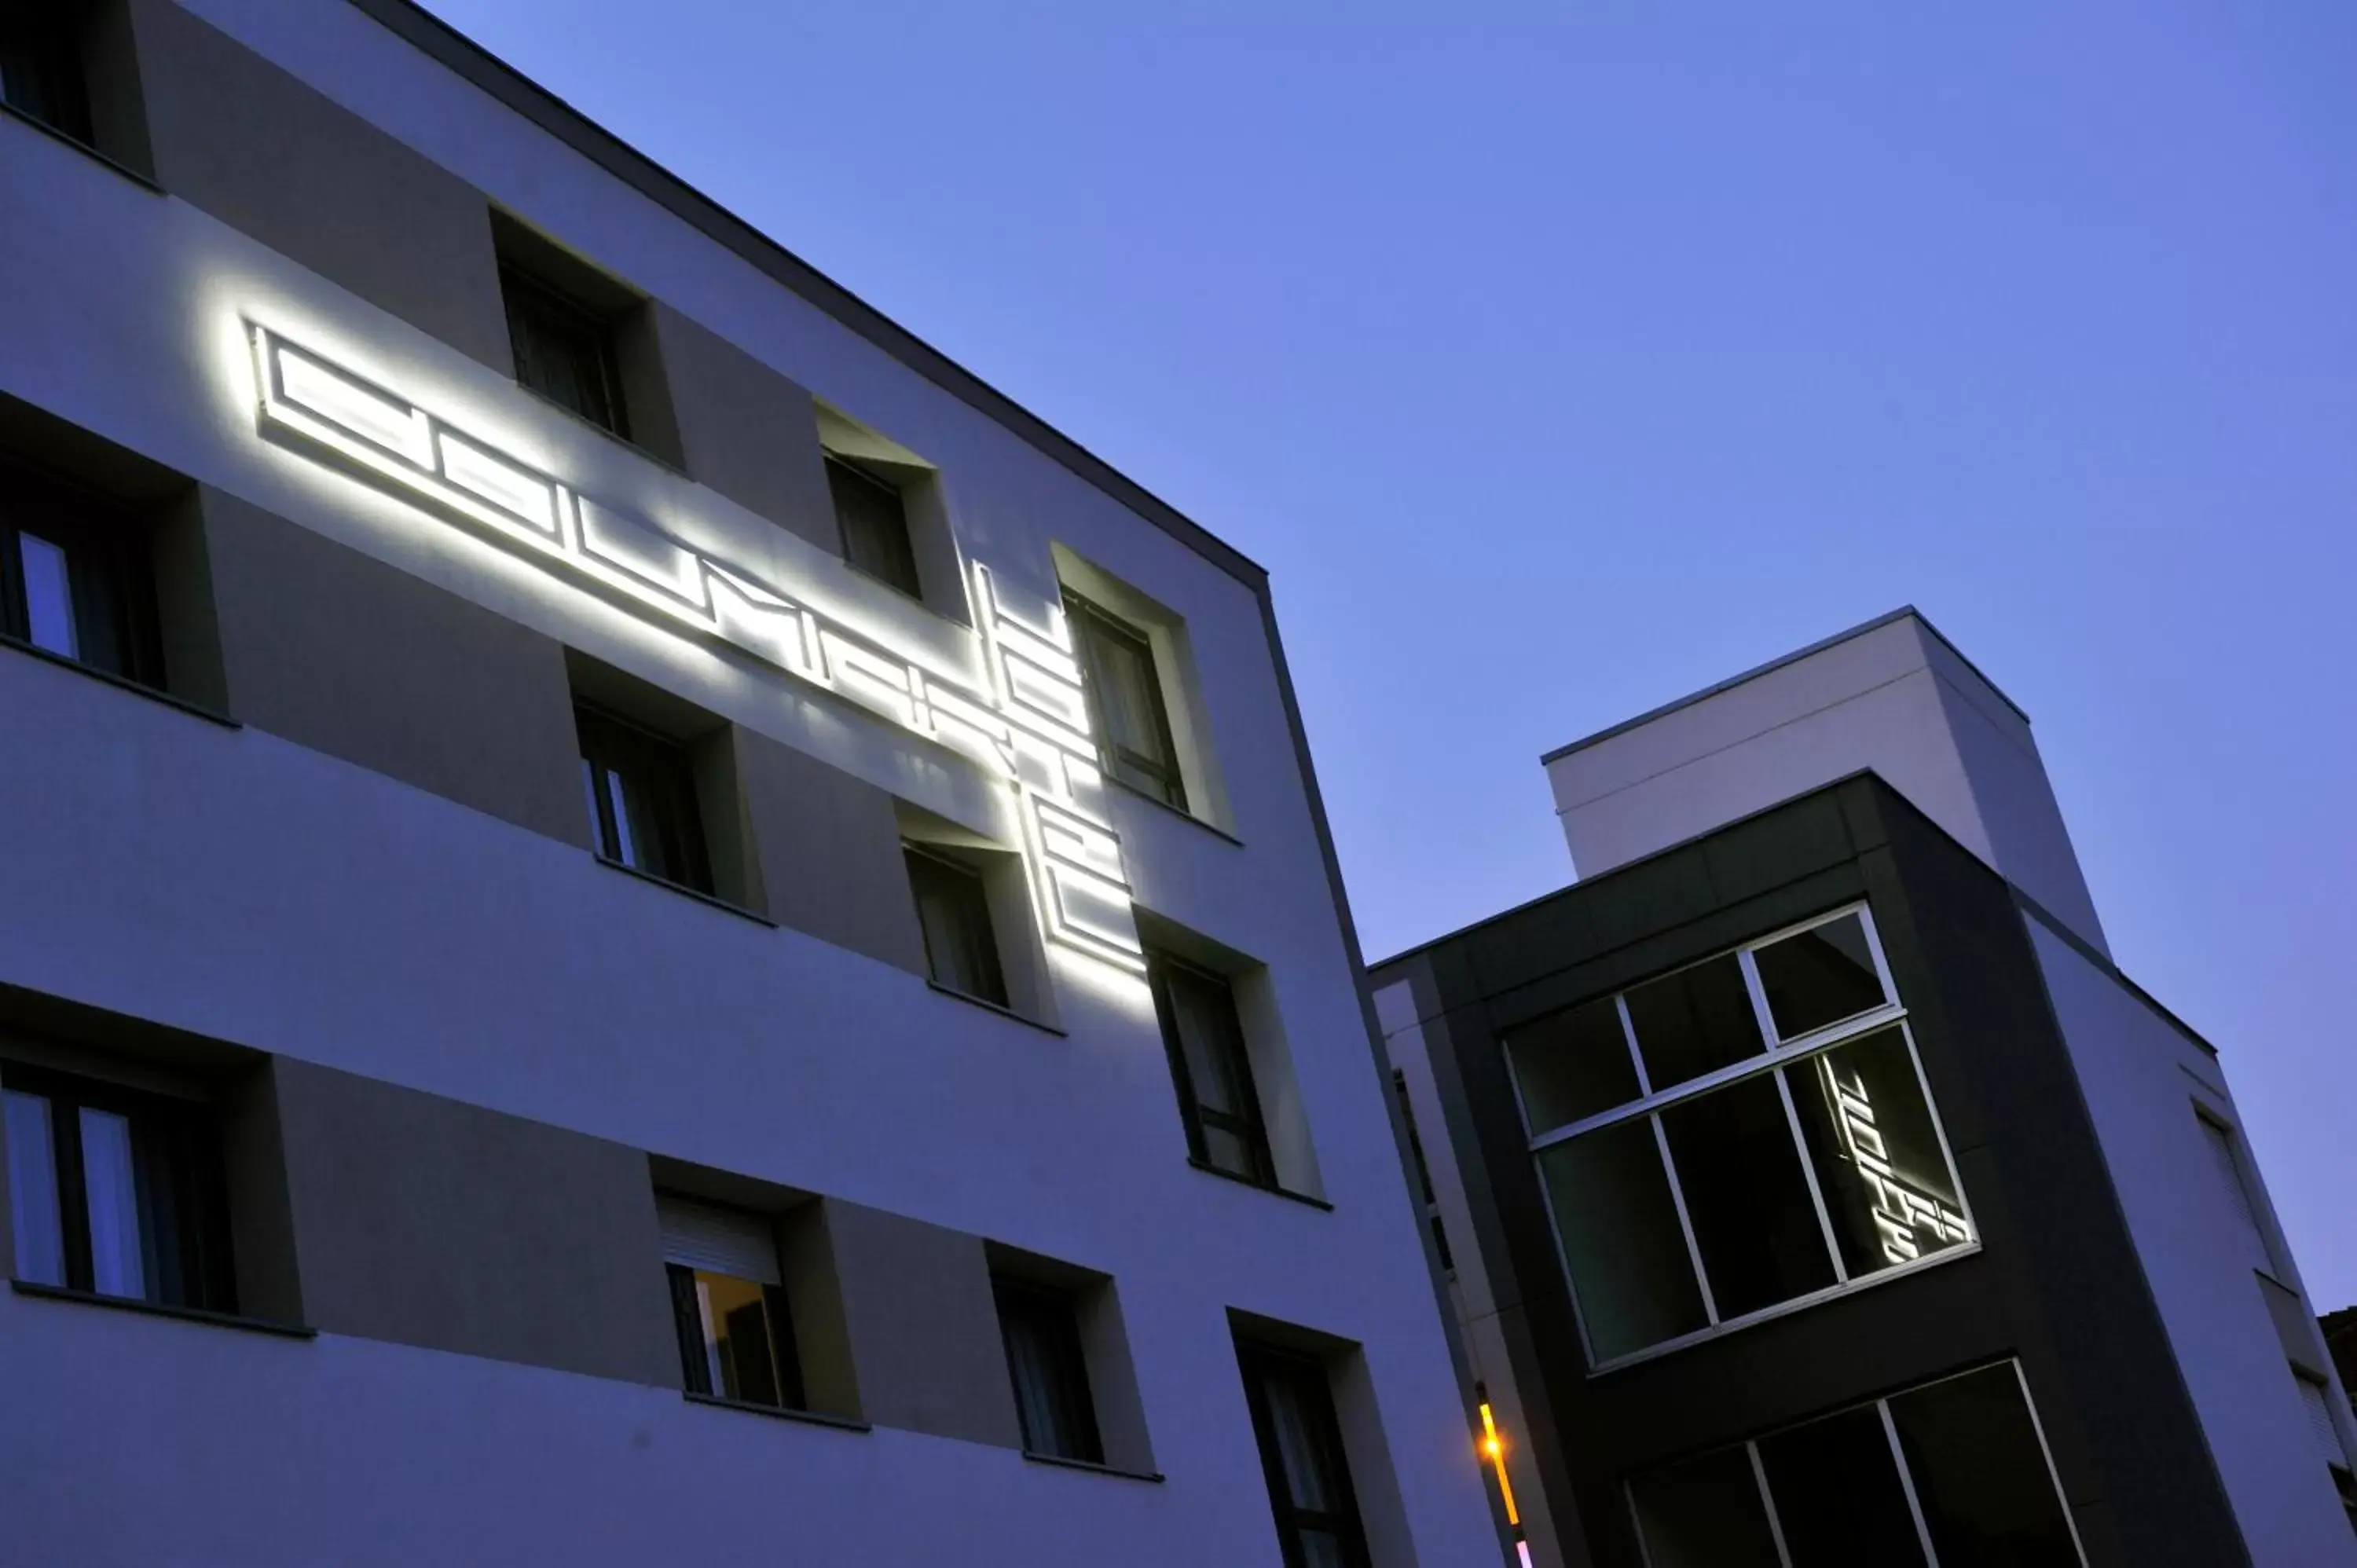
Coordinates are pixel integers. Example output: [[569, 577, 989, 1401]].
[[1788, 1028, 1970, 1277], [1757, 1405, 1930, 1567], [79, 1106, 146, 1299], [4, 1090, 64, 1286], [1629, 1445, 1783, 1568], [1506, 997, 1640, 1135], [1540, 1118, 1708, 1361], [1754, 913, 1887, 1040], [1889, 1365, 2081, 1567], [1658, 1073, 1837, 1319], [1623, 954, 1762, 1091], [20, 533, 77, 658]]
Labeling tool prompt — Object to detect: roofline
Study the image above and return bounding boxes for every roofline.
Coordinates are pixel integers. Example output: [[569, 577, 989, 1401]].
[[1538, 606, 2031, 765], [345, 0, 1266, 592]]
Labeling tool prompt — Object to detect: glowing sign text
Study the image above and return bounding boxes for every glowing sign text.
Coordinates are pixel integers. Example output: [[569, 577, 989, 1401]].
[[1820, 1058, 1971, 1265]]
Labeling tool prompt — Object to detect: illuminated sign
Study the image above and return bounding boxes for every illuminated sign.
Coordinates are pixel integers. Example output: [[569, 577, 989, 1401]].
[[245, 322, 1145, 975], [1818, 1058, 1970, 1264]]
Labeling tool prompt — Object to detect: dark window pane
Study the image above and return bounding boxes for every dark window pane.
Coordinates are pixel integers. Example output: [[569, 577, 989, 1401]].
[[1505, 996, 1641, 1134], [574, 705, 711, 893], [1658, 1072, 1837, 1320], [995, 1278, 1102, 1463], [1238, 1344, 1369, 1568], [1888, 1365, 2080, 1567], [666, 1263, 713, 1396], [4, 1090, 64, 1287], [1754, 913, 1888, 1040], [1788, 1028, 1970, 1278], [502, 267, 625, 435], [907, 848, 1010, 1007], [1151, 954, 1272, 1183], [1758, 1405, 1930, 1568], [1538, 1117, 1708, 1361], [827, 456, 923, 598], [1067, 595, 1186, 811], [0, 19, 93, 142], [1391, 1068, 1454, 1272], [1629, 1445, 1785, 1568], [1624, 954, 1763, 1091]]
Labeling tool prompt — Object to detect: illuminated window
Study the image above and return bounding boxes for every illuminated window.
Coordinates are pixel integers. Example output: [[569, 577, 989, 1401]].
[[1511, 906, 1970, 1365], [1065, 592, 1186, 811], [904, 844, 1010, 1008], [1, 463, 160, 685], [658, 1194, 805, 1412], [0, 10, 93, 144], [992, 1275, 1103, 1464], [824, 454, 922, 599], [2, 1064, 235, 1313], [1149, 951, 1274, 1186], [1237, 1343, 1370, 1568], [574, 703, 713, 894]]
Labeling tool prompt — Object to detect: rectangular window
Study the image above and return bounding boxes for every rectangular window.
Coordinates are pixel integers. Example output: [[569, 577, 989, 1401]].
[[1237, 1343, 1370, 1568], [1391, 1068, 1454, 1271], [1149, 951, 1274, 1186], [1632, 1361, 2084, 1568], [905, 844, 1010, 1008], [2197, 1110, 2276, 1277], [992, 1275, 1103, 1463], [658, 1194, 804, 1411], [1512, 905, 1970, 1365], [824, 454, 922, 599], [500, 263, 628, 437], [575, 704, 712, 893], [1, 464, 161, 685], [1065, 592, 1187, 811], [2, 1066, 234, 1312], [0, 11, 93, 144]]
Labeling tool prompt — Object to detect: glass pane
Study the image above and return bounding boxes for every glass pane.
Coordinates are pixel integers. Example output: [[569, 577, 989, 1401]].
[[1788, 1028, 1971, 1277], [1089, 624, 1166, 765], [1754, 913, 1887, 1040], [20, 532, 78, 659], [1167, 967, 1252, 1120], [1888, 1365, 2081, 1567], [79, 1106, 147, 1299], [1757, 1404, 1929, 1567], [1265, 1372, 1337, 1512], [908, 851, 1010, 1007], [1201, 1123, 1257, 1179], [1624, 954, 1763, 1091], [602, 767, 639, 868], [1505, 997, 1640, 1134], [828, 459, 922, 597], [997, 1283, 1100, 1462], [1629, 1445, 1784, 1568], [1538, 1117, 1708, 1361], [1659, 1072, 1837, 1319], [698, 1272, 779, 1407], [4, 1091, 64, 1286]]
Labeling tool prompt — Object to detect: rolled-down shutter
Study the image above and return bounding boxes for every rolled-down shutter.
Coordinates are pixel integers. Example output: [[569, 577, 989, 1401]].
[[656, 1194, 781, 1284]]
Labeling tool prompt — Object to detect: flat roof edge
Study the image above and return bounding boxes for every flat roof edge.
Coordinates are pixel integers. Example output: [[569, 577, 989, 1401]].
[[1538, 606, 2031, 766], [344, 0, 1266, 592]]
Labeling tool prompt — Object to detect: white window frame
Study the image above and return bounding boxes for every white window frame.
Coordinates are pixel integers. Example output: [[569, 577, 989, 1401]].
[[1516, 902, 1981, 1372]]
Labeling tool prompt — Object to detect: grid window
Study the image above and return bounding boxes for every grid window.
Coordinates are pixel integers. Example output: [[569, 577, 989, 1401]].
[[2, 1066, 234, 1312], [1512, 904, 1970, 1366], [1238, 1343, 1370, 1568], [1065, 592, 1187, 811], [993, 1276, 1103, 1464], [824, 454, 922, 599], [0, 12, 93, 144], [1149, 951, 1274, 1185], [905, 844, 1010, 1007], [575, 704, 712, 893], [500, 264, 628, 437], [1, 466, 159, 684], [658, 1195, 804, 1412]]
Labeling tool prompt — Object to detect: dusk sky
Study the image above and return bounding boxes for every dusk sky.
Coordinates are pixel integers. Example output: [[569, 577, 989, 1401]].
[[416, 2, 2357, 1307]]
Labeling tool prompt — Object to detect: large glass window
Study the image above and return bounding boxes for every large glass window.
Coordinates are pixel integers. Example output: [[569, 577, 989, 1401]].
[[1513, 906, 1972, 1365], [1632, 1362, 2084, 1568], [1065, 592, 1188, 811], [1148, 951, 1274, 1186]]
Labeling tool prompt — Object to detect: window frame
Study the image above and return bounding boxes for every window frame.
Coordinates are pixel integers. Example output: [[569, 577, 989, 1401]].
[[992, 1273, 1105, 1465], [0, 462, 165, 688], [903, 841, 1012, 1009], [574, 702, 713, 896], [1063, 590, 1189, 813], [1146, 949, 1277, 1189], [498, 262, 630, 439], [823, 452, 925, 600], [1514, 903, 1979, 1371], [1237, 1342, 1373, 1568]]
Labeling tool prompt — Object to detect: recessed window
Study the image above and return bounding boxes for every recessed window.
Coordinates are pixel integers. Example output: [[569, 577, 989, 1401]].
[[824, 454, 922, 599], [3, 1066, 234, 1312], [500, 262, 628, 436], [575, 703, 712, 893], [1149, 951, 1274, 1186], [1, 463, 160, 685], [904, 844, 1010, 1008], [1237, 1343, 1371, 1568], [1065, 592, 1186, 811], [992, 1275, 1103, 1464], [658, 1194, 804, 1412], [0, 10, 93, 145]]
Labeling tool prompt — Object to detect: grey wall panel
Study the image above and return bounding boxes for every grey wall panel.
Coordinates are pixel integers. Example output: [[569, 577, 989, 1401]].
[[648, 302, 841, 557], [124, 0, 512, 370], [271, 1057, 678, 1387], [734, 727, 928, 974], [193, 486, 590, 847], [819, 1198, 1022, 1450]]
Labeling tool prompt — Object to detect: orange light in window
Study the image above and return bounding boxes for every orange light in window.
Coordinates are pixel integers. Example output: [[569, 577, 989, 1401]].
[[1479, 1401, 1520, 1527]]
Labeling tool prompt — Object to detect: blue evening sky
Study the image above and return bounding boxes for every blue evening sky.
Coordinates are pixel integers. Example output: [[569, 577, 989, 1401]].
[[415, 2, 2357, 1306]]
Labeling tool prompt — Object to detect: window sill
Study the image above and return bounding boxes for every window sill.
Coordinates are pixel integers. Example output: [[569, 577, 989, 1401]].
[[0, 101, 163, 192], [926, 980, 1067, 1037], [1109, 775, 1242, 847], [1, 634, 241, 728], [1186, 1157, 1332, 1211], [513, 383, 691, 480], [11, 1279, 315, 1339], [682, 1391, 871, 1433], [1021, 1449, 1164, 1483], [594, 855, 776, 926]]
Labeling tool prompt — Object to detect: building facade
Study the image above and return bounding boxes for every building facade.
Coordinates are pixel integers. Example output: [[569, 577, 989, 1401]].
[[0, 3, 1502, 1563], [1377, 611, 2357, 1567]]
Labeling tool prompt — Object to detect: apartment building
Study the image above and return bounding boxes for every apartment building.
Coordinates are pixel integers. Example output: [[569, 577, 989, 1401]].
[[0, 3, 1505, 1563], [1377, 611, 2357, 1567]]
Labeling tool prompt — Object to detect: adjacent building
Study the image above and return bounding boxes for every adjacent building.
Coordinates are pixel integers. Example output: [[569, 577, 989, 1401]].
[[0, 2, 1500, 1563], [1377, 610, 2357, 1566]]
